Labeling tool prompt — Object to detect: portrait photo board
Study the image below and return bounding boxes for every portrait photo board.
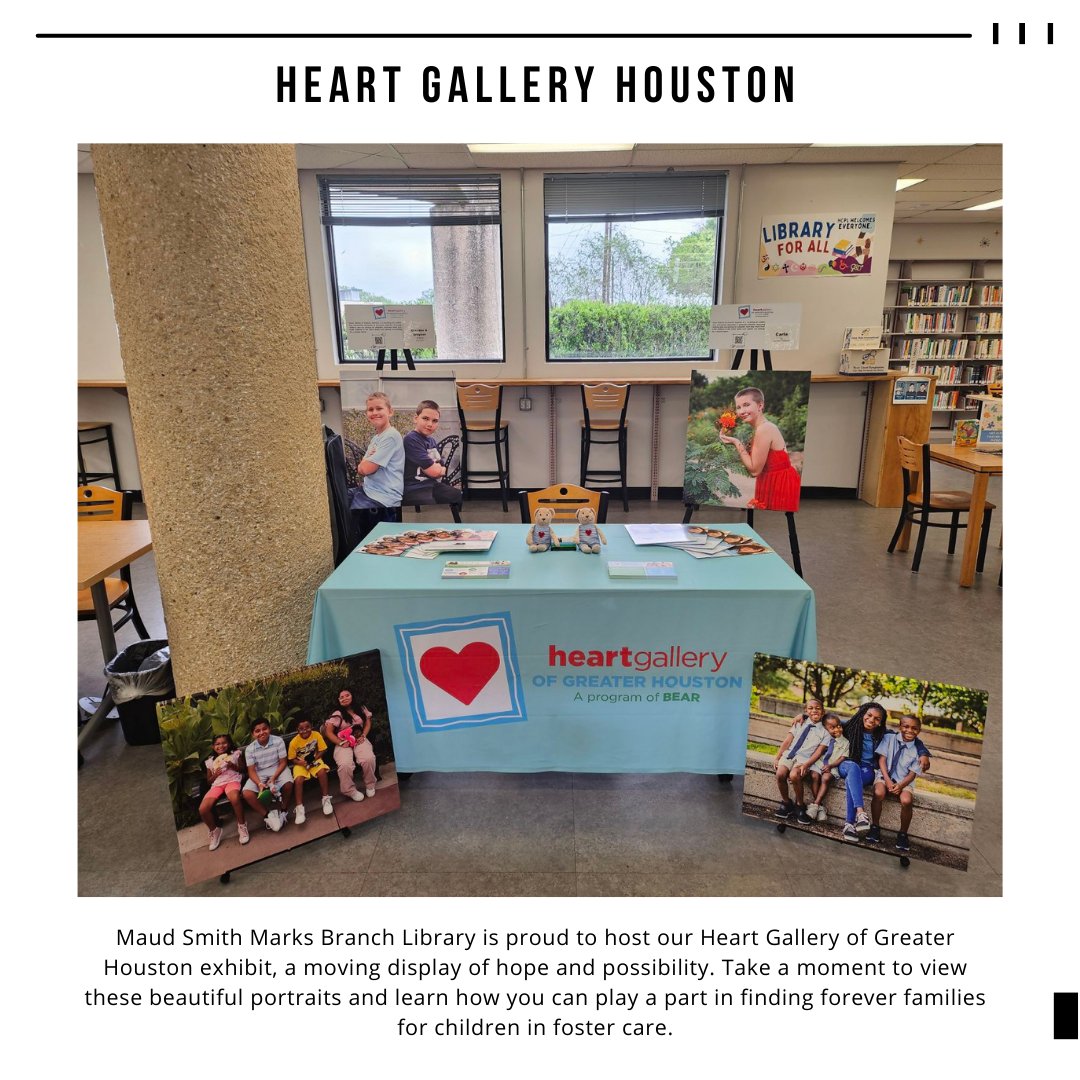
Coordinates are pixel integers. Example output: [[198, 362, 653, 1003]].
[[156, 649, 400, 886]]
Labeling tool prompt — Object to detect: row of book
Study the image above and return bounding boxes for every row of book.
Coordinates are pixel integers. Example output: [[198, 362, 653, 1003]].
[[892, 338, 1003, 360], [969, 311, 1003, 331], [933, 390, 980, 409], [899, 312, 961, 332], [899, 284, 974, 306], [911, 362, 1003, 384]]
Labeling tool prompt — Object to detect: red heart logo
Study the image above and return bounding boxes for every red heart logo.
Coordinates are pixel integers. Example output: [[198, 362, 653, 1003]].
[[419, 642, 501, 705]]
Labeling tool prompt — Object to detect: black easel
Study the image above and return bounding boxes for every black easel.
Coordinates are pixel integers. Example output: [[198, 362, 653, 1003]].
[[731, 348, 772, 371], [681, 502, 802, 579], [375, 348, 416, 372]]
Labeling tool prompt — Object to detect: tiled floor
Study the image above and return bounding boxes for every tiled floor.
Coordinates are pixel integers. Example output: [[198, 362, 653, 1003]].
[[78, 488, 1002, 897]]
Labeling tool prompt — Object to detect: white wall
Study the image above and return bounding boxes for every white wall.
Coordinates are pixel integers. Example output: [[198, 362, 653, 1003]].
[[730, 163, 897, 488], [79, 157, 957, 494], [891, 222, 1002, 261]]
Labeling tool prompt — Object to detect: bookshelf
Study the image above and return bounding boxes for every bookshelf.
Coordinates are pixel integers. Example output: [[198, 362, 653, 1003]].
[[882, 259, 1002, 435]]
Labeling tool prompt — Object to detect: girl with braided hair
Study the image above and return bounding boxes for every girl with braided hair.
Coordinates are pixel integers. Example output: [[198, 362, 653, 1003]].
[[837, 702, 930, 844]]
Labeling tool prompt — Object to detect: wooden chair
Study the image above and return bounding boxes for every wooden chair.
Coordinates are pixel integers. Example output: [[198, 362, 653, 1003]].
[[518, 483, 609, 526], [887, 437, 994, 573], [456, 382, 510, 512], [77, 484, 150, 639], [580, 383, 630, 512]]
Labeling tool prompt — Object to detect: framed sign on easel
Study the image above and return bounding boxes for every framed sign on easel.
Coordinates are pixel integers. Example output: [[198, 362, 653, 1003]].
[[709, 302, 801, 369], [343, 303, 435, 371]]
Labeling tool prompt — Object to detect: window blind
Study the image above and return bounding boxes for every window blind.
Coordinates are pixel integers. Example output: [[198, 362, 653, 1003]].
[[319, 175, 502, 227], [544, 172, 727, 224]]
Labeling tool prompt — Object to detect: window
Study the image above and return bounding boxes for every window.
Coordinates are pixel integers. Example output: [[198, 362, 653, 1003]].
[[544, 172, 726, 361], [319, 175, 505, 364]]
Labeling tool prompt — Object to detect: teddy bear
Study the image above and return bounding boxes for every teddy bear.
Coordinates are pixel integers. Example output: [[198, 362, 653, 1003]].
[[575, 506, 606, 553], [527, 506, 556, 552]]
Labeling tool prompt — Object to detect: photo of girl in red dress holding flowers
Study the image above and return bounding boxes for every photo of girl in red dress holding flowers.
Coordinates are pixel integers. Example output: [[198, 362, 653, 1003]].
[[682, 370, 809, 512], [715, 386, 801, 512]]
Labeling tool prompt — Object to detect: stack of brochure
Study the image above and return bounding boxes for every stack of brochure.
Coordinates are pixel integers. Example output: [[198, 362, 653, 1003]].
[[623, 523, 771, 559], [361, 529, 498, 558]]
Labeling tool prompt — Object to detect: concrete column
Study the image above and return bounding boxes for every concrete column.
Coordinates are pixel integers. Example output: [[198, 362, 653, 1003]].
[[91, 145, 333, 695], [431, 223, 503, 359]]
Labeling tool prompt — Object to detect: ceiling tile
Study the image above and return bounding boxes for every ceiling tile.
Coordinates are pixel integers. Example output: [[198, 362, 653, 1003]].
[[917, 163, 1005, 179], [631, 147, 798, 165], [933, 145, 1003, 165], [401, 152, 480, 169]]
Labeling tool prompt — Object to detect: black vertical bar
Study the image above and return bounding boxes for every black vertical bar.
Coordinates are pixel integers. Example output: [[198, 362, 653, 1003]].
[[992, 22, 999, 44], [1054, 992, 1077, 1039], [763, 349, 773, 371], [1019, 22, 1026, 44], [375, 348, 386, 371], [731, 347, 744, 370], [1048, 23, 1054, 44], [403, 348, 416, 371]]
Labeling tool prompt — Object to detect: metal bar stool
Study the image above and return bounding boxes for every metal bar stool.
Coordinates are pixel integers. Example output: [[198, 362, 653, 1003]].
[[78, 421, 122, 488], [456, 382, 510, 512], [580, 383, 630, 512]]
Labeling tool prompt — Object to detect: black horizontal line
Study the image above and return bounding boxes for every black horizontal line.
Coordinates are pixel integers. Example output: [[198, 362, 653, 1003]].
[[37, 32, 973, 40]]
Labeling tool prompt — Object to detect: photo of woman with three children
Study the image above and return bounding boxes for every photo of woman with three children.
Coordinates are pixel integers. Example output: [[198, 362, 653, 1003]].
[[742, 654, 986, 871], [156, 649, 399, 886]]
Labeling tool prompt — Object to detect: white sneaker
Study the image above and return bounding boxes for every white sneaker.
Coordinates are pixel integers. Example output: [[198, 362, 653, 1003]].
[[813, 804, 827, 822], [266, 810, 284, 832], [855, 810, 871, 835], [322, 795, 334, 816], [208, 827, 223, 852], [294, 804, 306, 825], [365, 786, 376, 798], [349, 790, 365, 802], [237, 823, 250, 845]]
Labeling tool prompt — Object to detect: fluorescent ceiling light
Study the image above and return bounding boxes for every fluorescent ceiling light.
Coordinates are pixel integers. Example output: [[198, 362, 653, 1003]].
[[896, 178, 925, 191], [964, 199, 1003, 211], [468, 143, 634, 153]]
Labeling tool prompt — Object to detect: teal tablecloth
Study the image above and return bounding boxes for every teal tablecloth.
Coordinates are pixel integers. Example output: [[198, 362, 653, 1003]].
[[307, 524, 816, 773]]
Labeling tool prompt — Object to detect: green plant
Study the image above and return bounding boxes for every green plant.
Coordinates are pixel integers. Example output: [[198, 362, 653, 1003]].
[[549, 300, 711, 358], [158, 699, 211, 829]]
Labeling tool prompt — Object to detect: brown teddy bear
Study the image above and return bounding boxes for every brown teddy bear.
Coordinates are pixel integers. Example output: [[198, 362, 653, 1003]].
[[527, 506, 556, 552], [575, 506, 606, 553]]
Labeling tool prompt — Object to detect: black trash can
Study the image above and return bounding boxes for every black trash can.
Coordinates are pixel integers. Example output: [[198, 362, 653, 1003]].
[[104, 639, 174, 746]]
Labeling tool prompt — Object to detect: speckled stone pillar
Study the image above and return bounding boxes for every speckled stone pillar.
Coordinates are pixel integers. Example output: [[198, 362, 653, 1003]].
[[92, 145, 333, 695]]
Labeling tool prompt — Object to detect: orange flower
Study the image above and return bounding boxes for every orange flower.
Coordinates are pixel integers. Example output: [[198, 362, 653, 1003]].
[[719, 411, 738, 431]]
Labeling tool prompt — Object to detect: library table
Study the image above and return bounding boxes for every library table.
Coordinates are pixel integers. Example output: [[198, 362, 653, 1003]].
[[308, 524, 816, 774], [928, 445, 1003, 587]]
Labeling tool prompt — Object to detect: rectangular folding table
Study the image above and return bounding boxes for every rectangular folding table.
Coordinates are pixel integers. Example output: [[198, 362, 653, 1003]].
[[308, 524, 816, 774]]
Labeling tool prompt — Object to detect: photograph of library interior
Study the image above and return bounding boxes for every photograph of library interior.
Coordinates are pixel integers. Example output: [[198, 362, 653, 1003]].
[[77, 142, 1001, 897]]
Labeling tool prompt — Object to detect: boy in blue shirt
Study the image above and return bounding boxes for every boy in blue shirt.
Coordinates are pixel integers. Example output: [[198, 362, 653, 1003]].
[[350, 391, 405, 540], [402, 400, 462, 522], [868, 714, 927, 851]]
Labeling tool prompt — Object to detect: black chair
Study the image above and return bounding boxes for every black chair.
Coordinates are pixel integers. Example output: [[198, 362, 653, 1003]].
[[323, 426, 362, 565], [887, 437, 994, 573], [580, 383, 630, 511], [77, 484, 150, 639], [78, 421, 122, 488], [456, 382, 510, 512]]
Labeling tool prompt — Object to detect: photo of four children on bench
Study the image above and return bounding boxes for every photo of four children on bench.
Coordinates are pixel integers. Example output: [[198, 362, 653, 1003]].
[[744, 658, 985, 866]]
